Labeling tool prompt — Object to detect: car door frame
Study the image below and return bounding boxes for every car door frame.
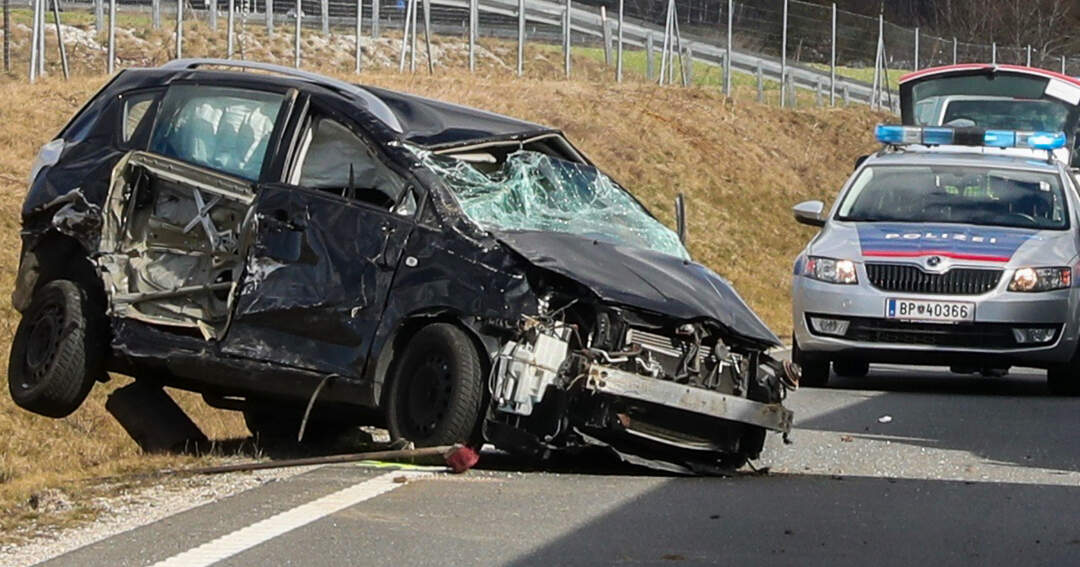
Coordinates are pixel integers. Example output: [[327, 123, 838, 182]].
[[219, 90, 423, 382]]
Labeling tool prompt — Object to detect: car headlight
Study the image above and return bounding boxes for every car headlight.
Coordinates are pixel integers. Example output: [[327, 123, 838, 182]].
[[805, 257, 858, 284], [1008, 267, 1072, 292]]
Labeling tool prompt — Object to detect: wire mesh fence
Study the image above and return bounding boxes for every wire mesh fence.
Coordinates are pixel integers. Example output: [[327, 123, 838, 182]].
[[4, 0, 1080, 110]]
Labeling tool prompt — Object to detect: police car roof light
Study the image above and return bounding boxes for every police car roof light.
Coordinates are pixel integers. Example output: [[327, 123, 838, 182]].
[[876, 124, 1067, 151]]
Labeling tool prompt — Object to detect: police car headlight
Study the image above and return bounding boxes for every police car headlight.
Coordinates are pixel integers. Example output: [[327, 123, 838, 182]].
[[1008, 267, 1071, 292], [805, 257, 858, 285]]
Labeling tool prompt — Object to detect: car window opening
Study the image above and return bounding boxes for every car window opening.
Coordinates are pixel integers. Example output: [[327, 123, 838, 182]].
[[412, 146, 690, 260], [293, 116, 411, 214], [149, 85, 285, 182]]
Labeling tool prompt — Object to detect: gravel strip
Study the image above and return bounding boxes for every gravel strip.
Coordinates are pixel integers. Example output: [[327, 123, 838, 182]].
[[0, 464, 319, 567]]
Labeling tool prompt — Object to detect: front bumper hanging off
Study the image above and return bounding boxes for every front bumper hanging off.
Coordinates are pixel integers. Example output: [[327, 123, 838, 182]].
[[584, 364, 793, 434]]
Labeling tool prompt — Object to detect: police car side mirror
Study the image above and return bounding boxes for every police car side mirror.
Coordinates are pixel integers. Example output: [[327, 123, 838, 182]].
[[793, 200, 826, 227]]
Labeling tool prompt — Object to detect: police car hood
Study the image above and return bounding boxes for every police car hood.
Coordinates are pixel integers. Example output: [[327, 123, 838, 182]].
[[811, 222, 1077, 267]]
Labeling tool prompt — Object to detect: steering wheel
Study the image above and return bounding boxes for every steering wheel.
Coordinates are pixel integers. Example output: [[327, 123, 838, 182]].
[[1004, 212, 1038, 225]]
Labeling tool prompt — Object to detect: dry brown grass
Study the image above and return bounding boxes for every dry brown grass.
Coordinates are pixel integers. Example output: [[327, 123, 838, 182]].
[[0, 25, 883, 542]]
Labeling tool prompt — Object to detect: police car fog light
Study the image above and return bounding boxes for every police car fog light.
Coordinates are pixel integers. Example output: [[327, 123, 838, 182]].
[[1011, 328, 1056, 344], [810, 317, 850, 337]]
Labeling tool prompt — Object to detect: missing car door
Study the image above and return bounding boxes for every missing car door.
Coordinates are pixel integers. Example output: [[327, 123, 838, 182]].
[[98, 152, 254, 339]]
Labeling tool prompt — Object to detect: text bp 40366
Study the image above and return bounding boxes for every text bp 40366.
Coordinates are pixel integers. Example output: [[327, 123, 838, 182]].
[[886, 298, 975, 323]]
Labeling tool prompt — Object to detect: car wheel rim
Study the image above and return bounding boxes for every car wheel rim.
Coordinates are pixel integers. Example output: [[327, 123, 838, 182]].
[[403, 355, 453, 438], [22, 303, 64, 390]]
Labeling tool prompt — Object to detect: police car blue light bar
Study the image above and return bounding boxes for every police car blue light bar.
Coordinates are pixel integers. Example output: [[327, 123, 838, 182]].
[[875, 125, 1067, 150]]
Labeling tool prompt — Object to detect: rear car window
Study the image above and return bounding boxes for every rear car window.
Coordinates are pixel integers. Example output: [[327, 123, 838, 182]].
[[837, 164, 1069, 230], [149, 85, 285, 181]]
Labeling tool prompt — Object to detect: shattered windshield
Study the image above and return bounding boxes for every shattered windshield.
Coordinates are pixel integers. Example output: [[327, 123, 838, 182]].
[[414, 148, 690, 259]]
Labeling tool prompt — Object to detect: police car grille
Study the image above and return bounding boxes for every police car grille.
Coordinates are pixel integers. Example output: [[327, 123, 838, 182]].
[[866, 264, 1002, 295]]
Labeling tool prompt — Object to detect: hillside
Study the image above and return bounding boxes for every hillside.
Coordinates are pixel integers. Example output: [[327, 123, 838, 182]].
[[0, 68, 883, 540]]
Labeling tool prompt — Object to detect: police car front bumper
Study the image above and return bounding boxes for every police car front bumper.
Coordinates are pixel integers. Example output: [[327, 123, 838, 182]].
[[792, 274, 1080, 367]]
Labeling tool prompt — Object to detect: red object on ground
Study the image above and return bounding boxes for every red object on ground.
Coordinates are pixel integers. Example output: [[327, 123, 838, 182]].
[[444, 445, 480, 474]]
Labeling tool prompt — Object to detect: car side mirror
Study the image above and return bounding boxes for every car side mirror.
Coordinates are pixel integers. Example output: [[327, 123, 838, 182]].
[[793, 200, 826, 227], [674, 193, 687, 245]]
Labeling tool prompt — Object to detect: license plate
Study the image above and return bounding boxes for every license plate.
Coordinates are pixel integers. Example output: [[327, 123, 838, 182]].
[[886, 298, 975, 323]]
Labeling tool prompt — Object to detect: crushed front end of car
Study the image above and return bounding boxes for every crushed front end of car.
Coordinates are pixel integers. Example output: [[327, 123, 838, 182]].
[[416, 147, 793, 471]]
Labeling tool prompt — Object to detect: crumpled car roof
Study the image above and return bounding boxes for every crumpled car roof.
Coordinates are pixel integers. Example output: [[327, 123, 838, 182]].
[[362, 85, 558, 149]]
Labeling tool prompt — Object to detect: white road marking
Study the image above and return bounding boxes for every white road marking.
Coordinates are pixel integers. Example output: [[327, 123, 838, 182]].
[[149, 470, 431, 567]]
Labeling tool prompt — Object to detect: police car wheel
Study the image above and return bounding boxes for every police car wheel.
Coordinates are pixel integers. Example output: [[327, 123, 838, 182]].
[[1046, 366, 1080, 396], [833, 359, 869, 378], [793, 339, 829, 388]]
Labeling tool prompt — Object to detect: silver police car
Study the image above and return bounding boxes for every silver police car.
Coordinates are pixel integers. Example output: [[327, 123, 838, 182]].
[[791, 125, 1080, 395]]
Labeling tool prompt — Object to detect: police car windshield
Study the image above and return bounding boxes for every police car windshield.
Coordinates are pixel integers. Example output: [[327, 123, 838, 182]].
[[837, 165, 1068, 230]]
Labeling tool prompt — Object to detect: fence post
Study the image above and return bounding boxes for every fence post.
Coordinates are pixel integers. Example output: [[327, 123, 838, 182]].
[[294, 0, 301, 68], [210, 0, 217, 30], [756, 60, 764, 102], [152, 0, 161, 29], [228, 0, 235, 58], [600, 6, 609, 66], [95, 0, 103, 34], [1062, 55, 1067, 74], [50, 0, 68, 80], [871, 10, 882, 110], [398, 0, 412, 72], [843, 84, 849, 106], [646, 31, 654, 80], [991, 42, 996, 64], [724, 0, 732, 95], [952, 37, 957, 64], [517, 0, 524, 76], [37, 0, 44, 77], [780, 0, 788, 108], [422, 0, 432, 74], [176, 0, 183, 58], [355, 0, 362, 73], [563, 0, 571, 80], [320, 0, 328, 34], [266, 0, 273, 35], [913, 27, 919, 71], [467, 0, 476, 72], [1026, 45, 1031, 67], [683, 45, 692, 85], [829, 2, 835, 105], [371, 0, 379, 37], [2, 0, 9, 72], [28, 0, 38, 82], [616, 0, 623, 82], [410, 0, 417, 72], [108, 0, 115, 74], [815, 77, 822, 106]]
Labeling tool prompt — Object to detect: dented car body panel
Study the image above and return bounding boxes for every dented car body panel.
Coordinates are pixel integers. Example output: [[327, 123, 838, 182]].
[[11, 60, 791, 469]]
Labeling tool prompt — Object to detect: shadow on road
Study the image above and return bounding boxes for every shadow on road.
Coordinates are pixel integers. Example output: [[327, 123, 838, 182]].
[[502, 473, 1080, 567], [794, 366, 1080, 473]]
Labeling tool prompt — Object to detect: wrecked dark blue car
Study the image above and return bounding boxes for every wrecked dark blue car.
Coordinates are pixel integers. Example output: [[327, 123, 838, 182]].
[[9, 60, 792, 470]]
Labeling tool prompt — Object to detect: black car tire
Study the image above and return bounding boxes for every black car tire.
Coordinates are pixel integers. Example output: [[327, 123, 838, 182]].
[[8, 280, 105, 418], [833, 359, 870, 378], [386, 323, 484, 447], [1046, 365, 1080, 396], [793, 338, 830, 388]]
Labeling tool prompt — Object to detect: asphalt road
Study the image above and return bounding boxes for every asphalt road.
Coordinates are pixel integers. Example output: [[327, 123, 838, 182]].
[[37, 365, 1080, 567]]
